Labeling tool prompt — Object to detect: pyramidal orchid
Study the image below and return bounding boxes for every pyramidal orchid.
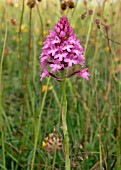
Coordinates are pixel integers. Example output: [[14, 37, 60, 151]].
[[39, 16, 90, 170], [40, 16, 90, 81]]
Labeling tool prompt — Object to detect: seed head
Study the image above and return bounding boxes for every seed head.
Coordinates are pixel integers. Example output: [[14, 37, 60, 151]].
[[61, 1, 67, 10], [95, 19, 100, 29], [81, 14, 86, 19], [88, 10, 93, 15], [83, 0, 87, 6], [27, 0, 36, 8], [67, 1, 75, 9]]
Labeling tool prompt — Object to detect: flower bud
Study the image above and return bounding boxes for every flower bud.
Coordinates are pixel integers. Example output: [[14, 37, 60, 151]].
[[88, 10, 93, 15], [81, 14, 86, 19]]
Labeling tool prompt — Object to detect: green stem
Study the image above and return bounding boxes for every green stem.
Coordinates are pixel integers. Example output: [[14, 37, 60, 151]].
[[52, 149, 56, 170], [61, 72, 70, 170], [0, 3, 8, 169], [31, 77, 50, 170], [51, 83, 61, 170], [2, 130, 6, 168], [36, 3, 44, 42], [18, 0, 25, 82], [0, 2, 8, 131], [83, 0, 96, 58]]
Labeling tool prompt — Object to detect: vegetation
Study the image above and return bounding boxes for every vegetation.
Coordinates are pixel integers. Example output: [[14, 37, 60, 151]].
[[0, 0, 121, 169]]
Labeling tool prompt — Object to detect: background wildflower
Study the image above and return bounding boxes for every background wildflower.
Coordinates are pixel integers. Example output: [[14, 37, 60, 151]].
[[38, 41, 43, 46], [42, 141, 46, 147], [105, 46, 110, 52], [41, 85, 53, 92], [21, 24, 27, 33], [41, 85, 47, 92], [48, 85, 53, 90], [35, 27, 40, 35], [42, 133, 63, 154], [14, 3, 19, 8], [11, 18, 16, 26]]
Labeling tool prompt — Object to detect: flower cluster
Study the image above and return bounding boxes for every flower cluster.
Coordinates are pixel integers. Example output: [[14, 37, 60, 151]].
[[40, 16, 90, 81], [42, 133, 63, 154]]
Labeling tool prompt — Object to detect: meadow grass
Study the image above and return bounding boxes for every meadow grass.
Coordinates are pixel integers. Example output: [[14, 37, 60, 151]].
[[0, 0, 121, 169]]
